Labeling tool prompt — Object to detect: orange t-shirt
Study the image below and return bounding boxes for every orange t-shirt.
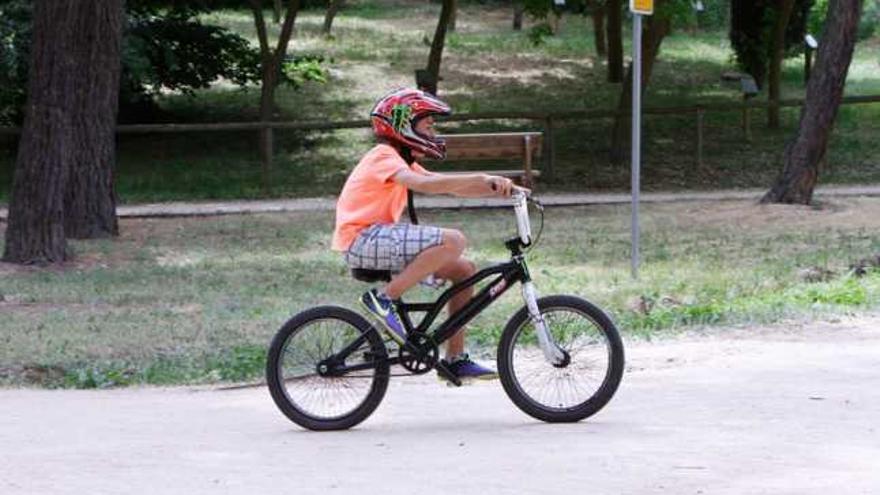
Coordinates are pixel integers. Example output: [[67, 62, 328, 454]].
[[331, 144, 429, 251]]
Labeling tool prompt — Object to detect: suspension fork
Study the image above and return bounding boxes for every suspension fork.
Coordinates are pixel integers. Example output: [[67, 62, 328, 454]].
[[520, 275, 566, 365]]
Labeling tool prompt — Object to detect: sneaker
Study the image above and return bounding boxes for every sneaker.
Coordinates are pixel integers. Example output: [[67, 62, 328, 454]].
[[440, 353, 499, 383], [360, 288, 407, 344]]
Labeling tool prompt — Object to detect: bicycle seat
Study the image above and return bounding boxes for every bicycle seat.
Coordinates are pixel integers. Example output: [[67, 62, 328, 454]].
[[351, 269, 392, 283]]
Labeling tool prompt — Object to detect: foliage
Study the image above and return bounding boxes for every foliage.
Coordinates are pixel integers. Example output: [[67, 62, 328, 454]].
[[809, 0, 880, 40], [0, 1, 327, 124], [0, 1, 30, 124]]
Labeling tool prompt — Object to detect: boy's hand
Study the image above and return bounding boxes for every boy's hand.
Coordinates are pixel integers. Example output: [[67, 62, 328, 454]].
[[486, 176, 514, 197]]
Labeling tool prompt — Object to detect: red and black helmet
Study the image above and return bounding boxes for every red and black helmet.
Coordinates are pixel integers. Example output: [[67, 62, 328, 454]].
[[370, 88, 452, 160]]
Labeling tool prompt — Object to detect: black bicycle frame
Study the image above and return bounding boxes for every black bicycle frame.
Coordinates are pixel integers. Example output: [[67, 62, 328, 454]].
[[321, 239, 533, 377]]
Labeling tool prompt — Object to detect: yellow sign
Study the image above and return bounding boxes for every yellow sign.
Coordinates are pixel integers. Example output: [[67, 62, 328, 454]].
[[630, 0, 654, 14]]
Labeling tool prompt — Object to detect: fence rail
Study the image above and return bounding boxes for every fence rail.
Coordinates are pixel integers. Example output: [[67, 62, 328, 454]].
[[2, 94, 879, 192]]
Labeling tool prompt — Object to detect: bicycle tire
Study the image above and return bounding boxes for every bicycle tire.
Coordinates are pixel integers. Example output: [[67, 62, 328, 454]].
[[266, 305, 389, 431], [497, 295, 624, 423]]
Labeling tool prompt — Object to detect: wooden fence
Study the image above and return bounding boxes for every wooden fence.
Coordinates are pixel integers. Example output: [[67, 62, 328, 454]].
[[2, 94, 879, 192]]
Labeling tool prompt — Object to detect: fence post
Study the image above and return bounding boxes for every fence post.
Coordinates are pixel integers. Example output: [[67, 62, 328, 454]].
[[543, 116, 555, 181], [696, 107, 705, 171], [260, 124, 274, 195]]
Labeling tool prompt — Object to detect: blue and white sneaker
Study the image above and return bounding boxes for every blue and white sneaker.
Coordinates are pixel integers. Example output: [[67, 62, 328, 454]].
[[440, 353, 499, 384], [360, 288, 407, 344]]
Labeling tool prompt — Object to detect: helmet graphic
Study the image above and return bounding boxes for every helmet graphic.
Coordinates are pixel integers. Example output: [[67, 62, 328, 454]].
[[370, 88, 452, 160]]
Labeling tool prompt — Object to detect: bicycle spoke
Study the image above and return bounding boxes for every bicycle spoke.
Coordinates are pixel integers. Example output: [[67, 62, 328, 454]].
[[509, 306, 613, 411], [278, 317, 377, 420]]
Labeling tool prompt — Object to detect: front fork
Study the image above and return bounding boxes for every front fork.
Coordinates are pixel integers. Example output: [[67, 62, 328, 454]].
[[521, 281, 566, 365]]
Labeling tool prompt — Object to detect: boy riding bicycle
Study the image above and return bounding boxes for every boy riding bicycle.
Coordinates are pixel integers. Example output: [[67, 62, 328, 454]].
[[331, 88, 518, 382]]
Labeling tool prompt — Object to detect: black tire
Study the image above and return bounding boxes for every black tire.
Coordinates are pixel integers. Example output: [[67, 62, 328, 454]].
[[266, 306, 389, 431], [497, 295, 624, 423]]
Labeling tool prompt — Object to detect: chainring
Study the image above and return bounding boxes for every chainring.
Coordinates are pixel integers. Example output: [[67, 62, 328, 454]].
[[397, 333, 439, 374]]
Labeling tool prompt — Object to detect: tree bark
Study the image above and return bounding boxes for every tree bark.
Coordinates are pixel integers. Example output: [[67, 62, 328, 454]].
[[606, 0, 624, 83], [274, 0, 282, 23], [513, 2, 524, 30], [589, 1, 607, 57], [610, 16, 671, 164], [761, 0, 863, 205], [64, 0, 123, 239], [767, 0, 796, 129], [449, 0, 457, 32], [423, 0, 455, 95], [323, 0, 344, 35], [3, 0, 82, 263]]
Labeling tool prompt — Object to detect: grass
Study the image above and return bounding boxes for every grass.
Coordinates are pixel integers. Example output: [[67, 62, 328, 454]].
[[1, 1, 879, 202], [2, 197, 879, 388]]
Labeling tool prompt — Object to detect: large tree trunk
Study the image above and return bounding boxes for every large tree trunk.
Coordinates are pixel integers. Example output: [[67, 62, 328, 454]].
[[422, 0, 455, 95], [3, 0, 115, 264], [767, 0, 796, 129], [609, 16, 671, 164], [606, 0, 624, 83], [588, 1, 607, 57], [64, 0, 123, 239], [761, 0, 863, 205], [323, 0, 344, 35]]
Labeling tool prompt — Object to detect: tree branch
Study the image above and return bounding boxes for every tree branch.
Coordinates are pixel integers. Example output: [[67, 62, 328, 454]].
[[274, 0, 302, 67], [250, 0, 271, 63]]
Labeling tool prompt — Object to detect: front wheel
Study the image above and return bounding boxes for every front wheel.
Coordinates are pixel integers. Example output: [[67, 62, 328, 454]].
[[266, 306, 389, 431], [497, 295, 624, 423]]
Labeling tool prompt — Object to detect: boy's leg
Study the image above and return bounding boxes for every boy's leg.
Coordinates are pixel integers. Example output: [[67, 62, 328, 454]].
[[383, 229, 466, 299], [433, 257, 477, 357]]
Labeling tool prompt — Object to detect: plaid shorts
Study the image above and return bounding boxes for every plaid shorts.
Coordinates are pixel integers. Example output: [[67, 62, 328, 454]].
[[345, 223, 443, 272]]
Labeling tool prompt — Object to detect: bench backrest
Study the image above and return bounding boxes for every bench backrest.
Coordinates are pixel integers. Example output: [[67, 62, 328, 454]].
[[434, 132, 543, 161]]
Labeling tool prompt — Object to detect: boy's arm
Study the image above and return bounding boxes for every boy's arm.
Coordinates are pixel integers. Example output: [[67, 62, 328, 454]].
[[393, 168, 514, 197]]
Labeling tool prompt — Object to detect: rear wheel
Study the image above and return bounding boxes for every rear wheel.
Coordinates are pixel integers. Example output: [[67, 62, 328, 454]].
[[497, 295, 624, 422], [266, 306, 389, 431]]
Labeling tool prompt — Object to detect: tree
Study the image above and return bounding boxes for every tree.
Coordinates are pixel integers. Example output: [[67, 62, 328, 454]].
[[420, 0, 455, 95], [586, 0, 607, 56], [249, 0, 302, 186], [4, 0, 123, 263], [513, 1, 525, 30], [609, 12, 672, 163], [762, 0, 863, 205], [767, 0, 797, 128], [64, 1, 125, 239], [323, 0, 345, 35], [729, 0, 814, 127], [606, 0, 623, 82]]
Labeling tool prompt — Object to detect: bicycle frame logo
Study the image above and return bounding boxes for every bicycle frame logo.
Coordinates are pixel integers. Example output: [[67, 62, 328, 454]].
[[489, 278, 507, 299]]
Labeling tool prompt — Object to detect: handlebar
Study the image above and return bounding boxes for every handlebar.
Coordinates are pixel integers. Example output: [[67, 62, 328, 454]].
[[488, 182, 540, 247]]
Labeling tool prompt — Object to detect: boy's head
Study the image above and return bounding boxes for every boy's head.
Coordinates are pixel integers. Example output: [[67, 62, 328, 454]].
[[371, 88, 451, 160]]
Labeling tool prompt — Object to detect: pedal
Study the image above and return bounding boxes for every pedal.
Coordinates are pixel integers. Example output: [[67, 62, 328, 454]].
[[434, 361, 462, 387]]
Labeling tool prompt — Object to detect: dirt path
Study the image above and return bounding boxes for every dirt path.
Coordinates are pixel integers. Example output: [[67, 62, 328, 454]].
[[2, 317, 879, 495]]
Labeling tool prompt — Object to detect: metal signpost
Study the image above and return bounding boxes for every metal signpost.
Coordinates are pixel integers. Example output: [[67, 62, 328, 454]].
[[629, 0, 653, 279]]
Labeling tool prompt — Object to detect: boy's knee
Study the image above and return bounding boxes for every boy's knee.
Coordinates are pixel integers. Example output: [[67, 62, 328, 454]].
[[441, 229, 467, 255], [462, 259, 477, 275]]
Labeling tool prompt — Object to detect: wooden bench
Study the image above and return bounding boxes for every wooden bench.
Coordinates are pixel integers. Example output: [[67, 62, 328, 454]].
[[428, 132, 543, 188]]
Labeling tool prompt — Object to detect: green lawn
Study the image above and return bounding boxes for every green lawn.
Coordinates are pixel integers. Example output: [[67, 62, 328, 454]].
[[2, 198, 879, 388], [1, 1, 879, 202]]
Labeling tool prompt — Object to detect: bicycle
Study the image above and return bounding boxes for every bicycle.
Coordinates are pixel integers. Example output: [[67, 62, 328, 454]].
[[266, 190, 625, 431]]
